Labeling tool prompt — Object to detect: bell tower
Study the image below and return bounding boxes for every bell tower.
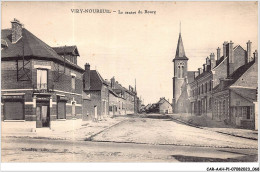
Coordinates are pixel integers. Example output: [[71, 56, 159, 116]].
[[172, 26, 188, 113]]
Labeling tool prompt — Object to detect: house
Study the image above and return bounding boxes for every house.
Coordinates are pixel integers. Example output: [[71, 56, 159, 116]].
[[158, 97, 173, 114], [109, 77, 136, 115], [83, 63, 109, 120], [1, 19, 85, 130], [212, 52, 257, 129], [188, 54, 215, 118]]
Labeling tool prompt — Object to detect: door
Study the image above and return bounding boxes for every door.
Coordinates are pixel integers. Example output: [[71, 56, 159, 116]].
[[4, 101, 24, 120], [36, 103, 50, 128], [57, 101, 66, 119]]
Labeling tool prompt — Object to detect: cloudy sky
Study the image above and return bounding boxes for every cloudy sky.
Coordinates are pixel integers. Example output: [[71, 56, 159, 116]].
[[2, 1, 258, 104]]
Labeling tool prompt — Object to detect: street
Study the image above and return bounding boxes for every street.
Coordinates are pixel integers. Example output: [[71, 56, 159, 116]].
[[1, 114, 258, 162]]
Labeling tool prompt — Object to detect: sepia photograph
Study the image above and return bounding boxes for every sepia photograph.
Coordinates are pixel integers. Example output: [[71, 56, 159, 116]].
[[0, 1, 259, 171]]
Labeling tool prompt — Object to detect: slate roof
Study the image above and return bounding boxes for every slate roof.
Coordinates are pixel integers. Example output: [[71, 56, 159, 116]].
[[187, 71, 196, 83], [88, 70, 108, 91], [231, 88, 257, 102], [213, 60, 255, 92], [195, 70, 212, 80], [52, 46, 80, 56], [173, 33, 188, 61], [215, 56, 225, 67], [157, 97, 171, 105], [1, 28, 84, 72]]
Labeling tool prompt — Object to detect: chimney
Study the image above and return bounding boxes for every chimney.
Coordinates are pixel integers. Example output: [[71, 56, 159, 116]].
[[111, 77, 115, 89], [228, 41, 234, 63], [198, 68, 202, 75], [206, 57, 210, 71], [253, 50, 258, 62], [217, 47, 221, 60], [194, 71, 199, 78], [223, 41, 228, 58], [203, 64, 206, 72], [11, 18, 23, 43], [210, 53, 216, 69], [247, 40, 252, 63], [84, 63, 90, 90]]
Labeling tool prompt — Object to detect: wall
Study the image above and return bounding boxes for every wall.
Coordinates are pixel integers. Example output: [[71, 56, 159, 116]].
[[159, 101, 172, 114], [212, 58, 228, 88], [232, 46, 246, 74], [1, 59, 84, 122]]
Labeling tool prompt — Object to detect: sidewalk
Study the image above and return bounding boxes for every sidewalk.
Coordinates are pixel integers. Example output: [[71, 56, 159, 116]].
[[2, 116, 127, 141], [168, 113, 258, 140]]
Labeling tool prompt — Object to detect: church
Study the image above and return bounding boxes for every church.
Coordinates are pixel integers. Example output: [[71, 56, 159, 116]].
[[172, 30, 195, 114]]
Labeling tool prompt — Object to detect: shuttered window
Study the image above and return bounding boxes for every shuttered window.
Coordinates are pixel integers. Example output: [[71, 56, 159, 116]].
[[4, 101, 24, 120], [57, 101, 66, 119]]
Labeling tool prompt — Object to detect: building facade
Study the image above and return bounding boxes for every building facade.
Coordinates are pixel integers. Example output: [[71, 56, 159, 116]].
[[83, 63, 109, 120], [1, 19, 84, 129]]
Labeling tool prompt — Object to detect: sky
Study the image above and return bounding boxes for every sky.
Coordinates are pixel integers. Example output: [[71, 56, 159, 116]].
[[2, 1, 258, 104]]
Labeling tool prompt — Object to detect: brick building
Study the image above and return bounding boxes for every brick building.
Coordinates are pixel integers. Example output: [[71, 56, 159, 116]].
[[109, 77, 136, 115], [188, 54, 215, 118], [186, 39, 258, 129], [1, 19, 84, 129], [83, 63, 109, 120], [211, 41, 258, 129]]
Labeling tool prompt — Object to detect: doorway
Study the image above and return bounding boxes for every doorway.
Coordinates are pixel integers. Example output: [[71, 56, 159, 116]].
[[36, 102, 50, 128]]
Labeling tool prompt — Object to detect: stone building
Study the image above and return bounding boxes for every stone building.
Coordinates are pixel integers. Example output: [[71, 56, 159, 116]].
[[1, 19, 84, 129]]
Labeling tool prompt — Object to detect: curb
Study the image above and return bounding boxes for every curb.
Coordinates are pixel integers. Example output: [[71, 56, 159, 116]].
[[169, 116, 258, 141], [169, 116, 203, 129], [89, 140, 257, 150]]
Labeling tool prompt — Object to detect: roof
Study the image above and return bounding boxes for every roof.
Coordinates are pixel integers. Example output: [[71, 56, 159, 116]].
[[108, 87, 119, 97], [157, 97, 171, 105], [215, 56, 224, 67], [231, 87, 257, 102], [226, 60, 255, 86], [173, 33, 188, 61], [88, 70, 107, 91], [1, 39, 8, 48], [213, 60, 255, 92], [1, 28, 84, 72], [52, 46, 80, 56], [195, 70, 212, 81], [187, 71, 196, 83]]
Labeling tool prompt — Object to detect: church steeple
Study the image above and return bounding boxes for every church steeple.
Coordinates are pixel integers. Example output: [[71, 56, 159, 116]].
[[175, 33, 187, 59], [173, 24, 188, 61]]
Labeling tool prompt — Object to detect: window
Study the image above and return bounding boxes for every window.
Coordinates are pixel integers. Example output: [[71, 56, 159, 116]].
[[37, 69, 47, 89], [209, 98, 212, 110], [205, 83, 207, 93], [178, 66, 180, 78], [71, 76, 75, 90]]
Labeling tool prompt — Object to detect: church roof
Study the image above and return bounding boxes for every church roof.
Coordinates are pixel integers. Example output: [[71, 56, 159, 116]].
[[173, 33, 188, 61]]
